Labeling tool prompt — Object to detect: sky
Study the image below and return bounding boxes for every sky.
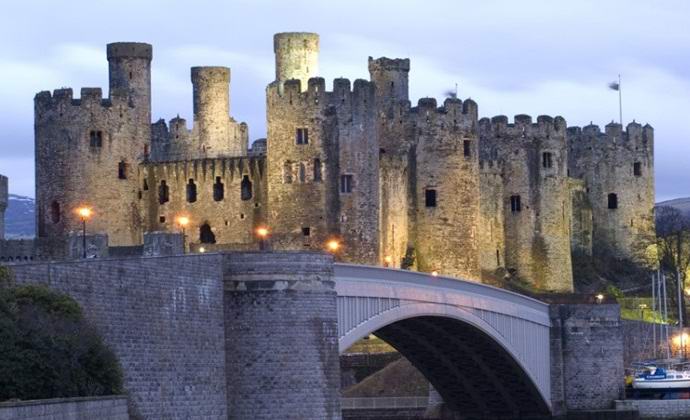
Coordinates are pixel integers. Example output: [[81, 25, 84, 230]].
[[0, 0, 688, 201]]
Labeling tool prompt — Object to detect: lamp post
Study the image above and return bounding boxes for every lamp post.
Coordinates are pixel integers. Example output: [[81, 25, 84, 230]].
[[76, 207, 92, 259], [176, 216, 189, 252], [256, 226, 269, 251]]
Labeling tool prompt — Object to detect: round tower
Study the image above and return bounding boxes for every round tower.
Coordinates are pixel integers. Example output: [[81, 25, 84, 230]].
[[273, 32, 319, 89], [368, 57, 410, 104], [191, 66, 231, 154]]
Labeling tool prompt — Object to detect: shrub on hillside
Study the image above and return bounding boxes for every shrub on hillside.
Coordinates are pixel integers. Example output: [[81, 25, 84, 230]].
[[0, 284, 123, 401]]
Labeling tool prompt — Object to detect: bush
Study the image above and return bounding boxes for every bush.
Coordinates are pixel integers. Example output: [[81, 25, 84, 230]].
[[0, 285, 123, 401]]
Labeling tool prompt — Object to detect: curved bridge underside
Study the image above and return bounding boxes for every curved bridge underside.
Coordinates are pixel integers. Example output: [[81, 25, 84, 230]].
[[334, 264, 552, 418]]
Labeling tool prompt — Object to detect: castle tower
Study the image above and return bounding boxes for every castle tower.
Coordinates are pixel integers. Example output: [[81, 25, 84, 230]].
[[273, 32, 319, 89], [369, 57, 413, 267], [190, 66, 246, 156], [35, 42, 152, 246], [412, 98, 481, 280], [479, 115, 574, 292], [567, 122, 655, 264], [107, 42, 152, 122], [0, 175, 7, 239], [368, 57, 410, 105]]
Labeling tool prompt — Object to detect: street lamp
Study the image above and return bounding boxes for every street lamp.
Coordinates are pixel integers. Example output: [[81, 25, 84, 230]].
[[384, 255, 393, 267], [431, 270, 439, 277], [76, 207, 92, 259], [176, 216, 190, 252], [255, 226, 269, 251], [595, 294, 605, 304]]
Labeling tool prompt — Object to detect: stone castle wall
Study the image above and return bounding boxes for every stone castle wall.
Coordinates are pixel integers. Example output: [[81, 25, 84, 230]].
[[568, 122, 656, 265], [0, 396, 129, 420], [412, 98, 480, 280], [34, 43, 152, 247], [140, 156, 266, 248], [0, 174, 7, 239], [479, 115, 574, 292], [478, 160, 505, 278]]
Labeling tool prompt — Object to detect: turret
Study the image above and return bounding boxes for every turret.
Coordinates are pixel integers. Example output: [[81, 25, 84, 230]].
[[0, 175, 7, 239], [107, 42, 152, 119], [368, 57, 410, 104], [273, 32, 319, 89], [191, 66, 232, 154]]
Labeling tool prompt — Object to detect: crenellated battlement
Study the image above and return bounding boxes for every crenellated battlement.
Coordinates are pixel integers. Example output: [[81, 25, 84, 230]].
[[479, 159, 503, 175], [567, 120, 654, 151], [142, 155, 264, 183], [268, 77, 376, 110], [106, 42, 152, 60], [479, 114, 567, 139], [34, 87, 131, 115], [409, 97, 478, 131], [368, 57, 410, 72]]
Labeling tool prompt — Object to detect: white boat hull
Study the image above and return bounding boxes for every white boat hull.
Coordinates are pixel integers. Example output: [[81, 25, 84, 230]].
[[633, 378, 690, 389]]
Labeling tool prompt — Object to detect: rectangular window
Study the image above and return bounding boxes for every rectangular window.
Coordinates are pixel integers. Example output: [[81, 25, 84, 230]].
[[118, 161, 127, 179], [89, 130, 103, 148], [510, 195, 521, 213], [425, 189, 437, 207], [542, 152, 553, 169], [463, 140, 471, 157], [302, 227, 311, 236], [634, 162, 642, 177], [340, 174, 353, 193], [296, 128, 309, 145], [608, 193, 618, 209]]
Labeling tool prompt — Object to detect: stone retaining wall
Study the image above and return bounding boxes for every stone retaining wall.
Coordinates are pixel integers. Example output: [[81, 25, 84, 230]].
[[0, 395, 128, 420]]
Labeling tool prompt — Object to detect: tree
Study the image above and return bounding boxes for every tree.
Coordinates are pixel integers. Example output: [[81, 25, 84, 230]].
[[656, 206, 690, 321], [0, 284, 123, 401]]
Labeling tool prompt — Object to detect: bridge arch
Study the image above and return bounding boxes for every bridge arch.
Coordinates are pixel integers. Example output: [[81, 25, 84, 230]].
[[335, 264, 552, 418]]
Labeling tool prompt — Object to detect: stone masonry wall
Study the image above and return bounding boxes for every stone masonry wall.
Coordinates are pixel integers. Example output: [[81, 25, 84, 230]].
[[223, 252, 341, 419], [567, 122, 656, 264], [0, 396, 129, 420], [140, 157, 266, 248], [8, 254, 228, 419], [35, 43, 151, 246], [479, 115, 574, 292], [479, 160, 506, 278], [569, 178, 593, 256], [549, 304, 624, 412], [412, 97, 481, 280]]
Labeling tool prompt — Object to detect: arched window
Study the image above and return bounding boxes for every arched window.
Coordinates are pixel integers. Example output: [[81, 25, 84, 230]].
[[241, 175, 252, 201], [186, 179, 197, 203], [608, 193, 618, 209], [213, 177, 224, 202], [199, 223, 216, 244], [159, 181, 169, 205], [510, 195, 521, 213], [50, 201, 60, 224]]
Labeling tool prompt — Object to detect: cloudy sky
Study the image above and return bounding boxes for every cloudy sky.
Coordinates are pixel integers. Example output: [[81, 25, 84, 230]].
[[1, 0, 688, 200]]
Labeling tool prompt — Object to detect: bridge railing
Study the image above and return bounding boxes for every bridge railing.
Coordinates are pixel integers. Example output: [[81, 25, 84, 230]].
[[340, 396, 428, 410]]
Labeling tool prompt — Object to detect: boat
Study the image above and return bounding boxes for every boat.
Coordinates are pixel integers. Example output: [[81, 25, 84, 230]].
[[633, 362, 690, 390]]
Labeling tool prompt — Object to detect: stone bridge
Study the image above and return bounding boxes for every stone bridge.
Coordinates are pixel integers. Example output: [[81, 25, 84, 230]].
[[5, 251, 623, 419], [335, 264, 551, 417]]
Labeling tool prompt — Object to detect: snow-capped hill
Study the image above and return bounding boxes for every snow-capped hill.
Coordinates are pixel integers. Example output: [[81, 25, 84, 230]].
[[5, 194, 35, 238]]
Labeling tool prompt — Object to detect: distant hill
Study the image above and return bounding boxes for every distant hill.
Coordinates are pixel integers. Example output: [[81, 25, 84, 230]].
[[657, 197, 690, 218], [5, 194, 35, 238]]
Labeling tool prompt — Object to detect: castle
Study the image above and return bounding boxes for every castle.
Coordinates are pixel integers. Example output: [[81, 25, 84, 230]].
[[2, 32, 657, 292]]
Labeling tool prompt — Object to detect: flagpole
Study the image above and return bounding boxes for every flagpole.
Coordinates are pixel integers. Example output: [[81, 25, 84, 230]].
[[618, 74, 623, 125]]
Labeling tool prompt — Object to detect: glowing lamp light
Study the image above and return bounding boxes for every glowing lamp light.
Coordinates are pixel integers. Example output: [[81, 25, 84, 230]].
[[176, 216, 190, 227], [326, 240, 340, 252], [199, 247, 206, 253], [77, 207, 92, 219], [256, 226, 270, 238], [384, 255, 393, 265], [595, 294, 604, 303], [673, 333, 690, 348], [431, 271, 439, 277]]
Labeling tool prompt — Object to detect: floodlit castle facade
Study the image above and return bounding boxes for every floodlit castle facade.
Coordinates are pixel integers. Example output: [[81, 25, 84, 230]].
[[27, 33, 656, 292]]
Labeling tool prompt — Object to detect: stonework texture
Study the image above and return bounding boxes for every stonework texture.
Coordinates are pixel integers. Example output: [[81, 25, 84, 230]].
[[550, 304, 624, 412], [223, 252, 341, 419], [10, 255, 229, 419], [26, 32, 658, 293], [0, 396, 129, 420]]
